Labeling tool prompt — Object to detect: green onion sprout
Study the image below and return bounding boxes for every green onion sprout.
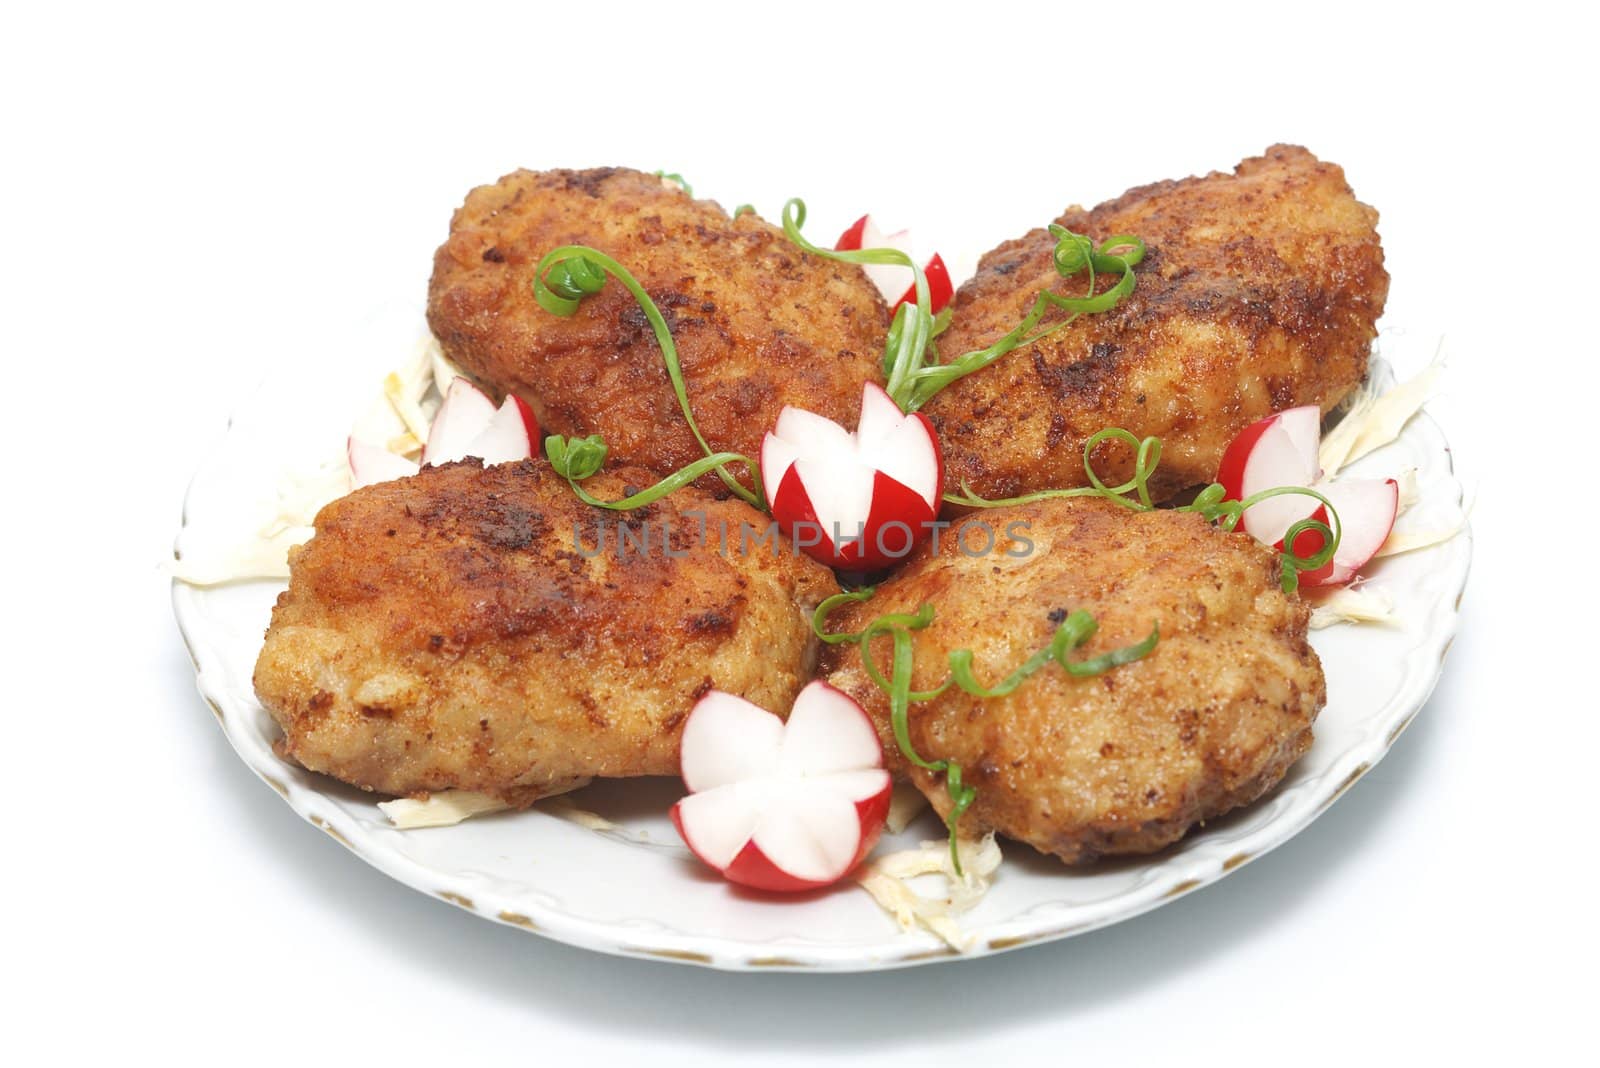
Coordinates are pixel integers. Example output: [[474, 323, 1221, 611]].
[[533, 246, 763, 509]]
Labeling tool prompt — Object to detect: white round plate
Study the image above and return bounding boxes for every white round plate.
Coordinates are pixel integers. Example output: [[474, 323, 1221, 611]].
[[172, 305, 1469, 971]]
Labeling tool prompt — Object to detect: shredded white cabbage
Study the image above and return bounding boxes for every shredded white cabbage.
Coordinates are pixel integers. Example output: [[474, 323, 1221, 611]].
[[885, 782, 929, 834], [1394, 467, 1421, 514], [169, 529, 303, 585], [1309, 584, 1398, 629], [857, 833, 1002, 951], [1301, 352, 1468, 627], [430, 343, 463, 398], [259, 458, 352, 539], [172, 340, 470, 587], [379, 790, 510, 829], [1377, 523, 1469, 560], [383, 371, 431, 447], [542, 795, 620, 832], [1320, 354, 1444, 476], [379, 779, 595, 830], [350, 339, 441, 456]]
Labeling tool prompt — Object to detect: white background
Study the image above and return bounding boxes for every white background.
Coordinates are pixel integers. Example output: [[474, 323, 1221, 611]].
[[6, 2, 1595, 1063]]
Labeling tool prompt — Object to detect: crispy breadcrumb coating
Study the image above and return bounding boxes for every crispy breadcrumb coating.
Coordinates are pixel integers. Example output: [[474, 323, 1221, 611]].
[[427, 167, 889, 483], [254, 459, 837, 804], [928, 145, 1388, 503], [824, 498, 1324, 863]]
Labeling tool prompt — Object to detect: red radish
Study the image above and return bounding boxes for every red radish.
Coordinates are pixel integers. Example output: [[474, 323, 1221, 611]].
[[458, 391, 540, 465], [348, 379, 541, 488], [1217, 406, 1399, 588], [836, 214, 954, 314], [1217, 406, 1324, 545], [670, 681, 892, 893], [347, 437, 422, 489], [761, 382, 943, 569], [1291, 478, 1400, 586]]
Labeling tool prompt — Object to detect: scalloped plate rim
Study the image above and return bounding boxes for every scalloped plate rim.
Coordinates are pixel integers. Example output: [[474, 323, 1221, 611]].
[[171, 333, 1471, 971]]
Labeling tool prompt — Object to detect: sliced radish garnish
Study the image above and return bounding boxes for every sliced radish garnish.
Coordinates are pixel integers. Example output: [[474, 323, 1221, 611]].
[[1217, 406, 1323, 545], [422, 378, 501, 465], [761, 382, 942, 569], [835, 214, 954, 314], [459, 393, 540, 465], [1218, 406, 1399, 588], [670, 682, 892, 893], [348, 436, 421, 489], [348, 379, 540, 488], [1291, 478, 1400, 587]]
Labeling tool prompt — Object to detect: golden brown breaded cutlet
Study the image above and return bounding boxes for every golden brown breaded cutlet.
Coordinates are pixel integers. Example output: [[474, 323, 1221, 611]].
[[427, 167, 889, 484], [254, 459, 838, 804], [927, 145, 1388, 503], [823, 497, 1324, 864]]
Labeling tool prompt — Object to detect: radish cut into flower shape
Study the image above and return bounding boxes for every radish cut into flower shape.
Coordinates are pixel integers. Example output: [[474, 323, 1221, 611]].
[[348, 378, 541, 488], [670, 681, 892, 893], [835, 214, 954, 314], [761, 383, 943, 569], [1217, 406, 1399, 588]]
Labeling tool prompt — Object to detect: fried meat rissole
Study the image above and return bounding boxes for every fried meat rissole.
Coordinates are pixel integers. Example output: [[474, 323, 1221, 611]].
[[823, 498, 1324, 863], [253, 459, 838, 805], [928, 145, 1388, 503], [427, 167, 890, 481]]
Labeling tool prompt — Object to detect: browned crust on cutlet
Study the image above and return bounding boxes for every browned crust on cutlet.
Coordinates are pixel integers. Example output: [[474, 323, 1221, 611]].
[[927, 145, 1388, 503], [426, 168, 889, 483], [253, 459, 838, 803], [822, 498, 1323, 864]]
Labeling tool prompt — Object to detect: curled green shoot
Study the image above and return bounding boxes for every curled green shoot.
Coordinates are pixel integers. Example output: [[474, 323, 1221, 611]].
[[532, 245, 763, 508], [781, 199, 934, 409], [812, 592, 1159, 874], [546, 434, 759, 512], [905, 232, 1143, 413], [811, 587, 878, 645], [856, 614, 968, 870], [781, 197, 1143, 414], [947, 610, 1159, 697], [944, 427, 1343, 593], [653, 171, 693, 196]]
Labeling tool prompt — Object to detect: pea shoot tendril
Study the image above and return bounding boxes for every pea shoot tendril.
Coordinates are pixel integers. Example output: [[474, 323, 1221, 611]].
[[942, 428, 1343, 593], [546, 433, 760, 512], [811, 587, 1160, 873], [653, 171, 693, 196], [532, 245, 764, 509], [811, 587, 878, 644], [780, 199, 1143, 413]]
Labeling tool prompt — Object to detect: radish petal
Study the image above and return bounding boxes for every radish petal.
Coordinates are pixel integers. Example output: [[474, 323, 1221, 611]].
[[774, 405, 856, 454], [348, 437, 420, 489], [750, 787, 862, 883], [794, 456, 876, 549], [676, 783, 770, 868], [855, 382, 906, 445], [778, 682, 885, 776], [423, 378, 498, 465], [679, 692, 784, 793], [760, 433, 802, 508], [463, 396, 539, 465], [1301, 478, 1399, 586], [877, 414, 941, 510], [1239, 423, 1322, 543]]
